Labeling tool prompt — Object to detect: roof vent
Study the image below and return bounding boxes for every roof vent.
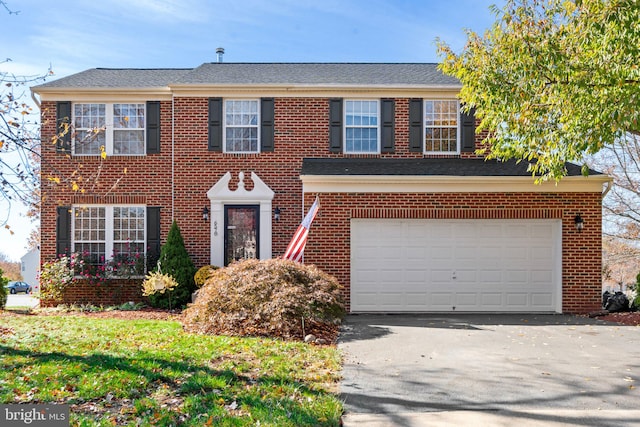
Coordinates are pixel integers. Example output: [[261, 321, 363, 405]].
[[216, 47, 224, 63]]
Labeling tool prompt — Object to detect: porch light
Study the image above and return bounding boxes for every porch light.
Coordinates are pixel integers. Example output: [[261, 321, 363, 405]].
[[274, 207, 281, 222], [574, 214, 584, 232], [202, 206, 210, 222]]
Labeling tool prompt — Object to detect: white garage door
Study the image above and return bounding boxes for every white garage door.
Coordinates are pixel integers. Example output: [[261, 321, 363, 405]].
[[351, 219, 561, 312]]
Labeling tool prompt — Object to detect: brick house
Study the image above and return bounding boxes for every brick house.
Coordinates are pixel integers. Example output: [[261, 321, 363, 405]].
[[32, 63, 610, 313]]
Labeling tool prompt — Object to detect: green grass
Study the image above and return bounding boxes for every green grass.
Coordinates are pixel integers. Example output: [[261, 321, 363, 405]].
[[0, 314, 343, 426]]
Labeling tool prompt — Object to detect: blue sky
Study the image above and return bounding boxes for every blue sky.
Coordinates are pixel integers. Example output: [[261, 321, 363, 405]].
[[0, 0, 502, 261]]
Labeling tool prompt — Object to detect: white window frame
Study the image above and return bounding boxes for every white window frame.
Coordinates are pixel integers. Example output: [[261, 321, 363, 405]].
[[223, 99, 260, 154], [72, 103, 146, 156], [344, 99, 380, 154], [424, 99, 460, 155], [71, 205, 146, 268]]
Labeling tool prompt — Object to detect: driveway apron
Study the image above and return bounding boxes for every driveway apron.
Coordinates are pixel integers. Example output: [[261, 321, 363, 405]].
[[338, 314, 640, 427]]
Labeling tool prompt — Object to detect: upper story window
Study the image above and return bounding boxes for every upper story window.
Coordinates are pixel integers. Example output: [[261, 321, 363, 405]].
[[73, 103, 145, 156], [224, 100, 259, 153], [424, 100, 459, 153], [344, 100, 379, 153]]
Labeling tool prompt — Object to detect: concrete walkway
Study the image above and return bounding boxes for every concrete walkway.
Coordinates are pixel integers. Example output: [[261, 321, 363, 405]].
[[339, 314, 640, 426]]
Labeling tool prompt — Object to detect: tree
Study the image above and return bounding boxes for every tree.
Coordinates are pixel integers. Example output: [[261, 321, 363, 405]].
[[591, 134, 640, 240], [0, 252, 21, 281], [436, 0, 640, 181], [0, 0, 50, 236], [590, 134, 640, 290], [148, 221, 196, 309]]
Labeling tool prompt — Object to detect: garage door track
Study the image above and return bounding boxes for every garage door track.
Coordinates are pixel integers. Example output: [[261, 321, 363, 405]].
[[339, 314, 640, 426]]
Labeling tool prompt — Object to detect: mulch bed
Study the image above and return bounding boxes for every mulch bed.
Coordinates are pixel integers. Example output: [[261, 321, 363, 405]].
[[597, 311, 640, 326]]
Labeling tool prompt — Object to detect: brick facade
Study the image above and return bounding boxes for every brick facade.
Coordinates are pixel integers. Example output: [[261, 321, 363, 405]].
[[38, 93, 605, 313]]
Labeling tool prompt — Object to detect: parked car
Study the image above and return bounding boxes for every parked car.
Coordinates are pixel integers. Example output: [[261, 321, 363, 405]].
[[6, 281, 31, 294]]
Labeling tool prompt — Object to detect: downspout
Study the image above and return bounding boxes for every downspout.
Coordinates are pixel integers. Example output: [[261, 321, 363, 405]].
[[30, 89, 41, 109], [602, 179, 612, 199], [171, 94, 175, 222]]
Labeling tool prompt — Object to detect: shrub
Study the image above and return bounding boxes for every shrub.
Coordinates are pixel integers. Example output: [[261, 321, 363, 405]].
[[194, 265, 219, 288], [39, 255, 76, 302], [0, 268, 8, 309], [632, 273, 640, 310], [182, 258, 345, 340], [148, 221, 196, 309]]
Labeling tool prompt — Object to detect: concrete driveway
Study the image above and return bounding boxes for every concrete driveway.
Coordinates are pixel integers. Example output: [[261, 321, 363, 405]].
[[339, 314, 640, 426]]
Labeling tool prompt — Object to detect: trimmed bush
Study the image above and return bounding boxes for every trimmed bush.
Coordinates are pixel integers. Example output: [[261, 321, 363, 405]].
[[194, 265, 219, 288], [182, 258, 345, 340], [148, 221, 197, 309]]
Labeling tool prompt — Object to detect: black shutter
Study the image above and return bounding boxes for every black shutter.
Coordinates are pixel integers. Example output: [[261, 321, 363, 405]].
[[146, 101, 161, 154], [329, 98, 343, 153], [260, 98, 274, 152], [56, 206, 71, 257], [381, 99, 395, 153], [460, 107, 476, 153], [146, 207, 161, 271], [208, 98, 223, 152], [409, 99, 423, 152], [56, 101, 71, 153]]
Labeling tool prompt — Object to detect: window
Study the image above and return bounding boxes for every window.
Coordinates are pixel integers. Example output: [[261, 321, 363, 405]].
[[424, 100, 459, 153], [72, 206, 145, 273], [224, 100, 259, 153], [73, 103, 145, 155], [345, 100, 379, 153]]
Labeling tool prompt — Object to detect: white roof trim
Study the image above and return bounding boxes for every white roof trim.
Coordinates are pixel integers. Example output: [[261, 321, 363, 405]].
[[300, 174, 611, 193]]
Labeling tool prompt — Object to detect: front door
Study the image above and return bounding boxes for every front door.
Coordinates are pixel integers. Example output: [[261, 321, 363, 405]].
[[224, 205, 260, 266]]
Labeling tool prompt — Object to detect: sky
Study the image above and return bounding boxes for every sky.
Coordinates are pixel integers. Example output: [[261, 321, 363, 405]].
[[0, 0, 502, 261]]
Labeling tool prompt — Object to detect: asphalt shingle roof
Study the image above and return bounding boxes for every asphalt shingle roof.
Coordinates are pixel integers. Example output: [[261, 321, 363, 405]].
[[174, 63, 460, 86], [33, 63, 460, 89], [32, 68, 192, 89], [300, 158, 600, 177]]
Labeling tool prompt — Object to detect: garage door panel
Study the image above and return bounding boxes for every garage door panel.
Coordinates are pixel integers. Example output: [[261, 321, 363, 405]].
[[479, 270, 502, 283], [351, 219, 560, 312], [481, 293, 503, 306], [455, 293, 478, 306], [405, 293, 428, 306], [380, 269, 404, 284], [431, 293, 454, 306], [505, 293, 529, 307], [531, 293, 553, 306], [454, 270, 477, 283]]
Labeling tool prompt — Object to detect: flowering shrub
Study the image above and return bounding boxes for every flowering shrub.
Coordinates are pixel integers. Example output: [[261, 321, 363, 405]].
[[182, 258, 345, 340], [40, 247, 146, 304], [40, 255, 76, 302], [73, 248, 145, 286]]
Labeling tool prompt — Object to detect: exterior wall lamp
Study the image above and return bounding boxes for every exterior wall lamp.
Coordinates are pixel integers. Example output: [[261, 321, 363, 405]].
[[274, 207, 281, 222], [574, 214, 584, 232], [202, 206, 210, 222]]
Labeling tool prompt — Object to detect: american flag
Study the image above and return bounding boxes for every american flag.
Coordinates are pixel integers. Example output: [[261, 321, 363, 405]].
[[282, 196, 319, 262]]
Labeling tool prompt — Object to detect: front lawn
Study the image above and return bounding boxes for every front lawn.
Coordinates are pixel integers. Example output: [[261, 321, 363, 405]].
[[0, 313, 342, 426]]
